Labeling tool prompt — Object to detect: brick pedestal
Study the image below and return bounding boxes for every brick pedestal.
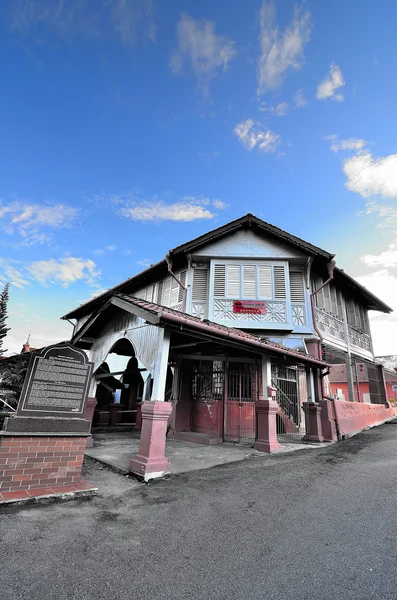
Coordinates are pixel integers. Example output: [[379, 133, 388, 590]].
[[303, 402, 324, 442], [0, 434, 88, 494], [129, 401, 172, 481], [254, 399, 280, 453]]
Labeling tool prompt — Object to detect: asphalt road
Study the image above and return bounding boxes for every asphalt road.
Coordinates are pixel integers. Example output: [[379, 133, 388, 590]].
[[2, 424, 397, 600]]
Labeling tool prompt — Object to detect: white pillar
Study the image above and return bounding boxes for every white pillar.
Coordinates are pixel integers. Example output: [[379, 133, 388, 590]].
[[261, 355, 272, 399], [307, 369, 316, 403], [151, 329, 171, 402]]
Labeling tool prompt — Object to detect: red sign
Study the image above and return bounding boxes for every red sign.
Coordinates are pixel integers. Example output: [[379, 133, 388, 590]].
[[233, 300, 267, 315]]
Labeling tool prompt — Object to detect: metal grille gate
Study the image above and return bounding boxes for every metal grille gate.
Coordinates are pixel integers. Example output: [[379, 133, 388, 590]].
[[272, 363, 307, 443], [224, 362, 259, 443], [191, 360, 224, 435]]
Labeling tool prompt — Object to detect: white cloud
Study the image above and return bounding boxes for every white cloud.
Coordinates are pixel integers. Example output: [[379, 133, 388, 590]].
[[356, 269, 397, 355], [170, 13, 236, 96], [212, 199, 228, 210], [0, 201, 77, 243], [109, 0, 156, 44], [136, 258, 153, 268], [9, 0, 156, 44], [343, 152, 397, 199], [120, 201, 215, 222], [317, 63, 345, 101], [234, 119, 281, 153], [362, 234, 397, 268], [294, 88, 307, 107], [0, 260, 30, 289], [326, 135, 366, 153], [260, 101, 289, 116], [363, 203, 397, 228], [257, 2, 311, 94], [27, 257, 100, 287]]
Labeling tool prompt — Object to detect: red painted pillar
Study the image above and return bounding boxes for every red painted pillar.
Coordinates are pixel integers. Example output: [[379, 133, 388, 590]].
[[303, 402, 324, 442], [129, 401, 173, 481], [84, 397, 97, 448], [134, 401, 143, 431], [254, 399, 280, 453], [319, 399, 338, 441]]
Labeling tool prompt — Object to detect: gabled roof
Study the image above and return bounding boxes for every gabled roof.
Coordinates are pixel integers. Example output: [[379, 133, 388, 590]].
[[61, 212, 392, 320], [169, 213, 334, 259], [72, 294, 330, 368]]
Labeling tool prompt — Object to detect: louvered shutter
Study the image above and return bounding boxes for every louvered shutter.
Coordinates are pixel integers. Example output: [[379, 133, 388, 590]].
[[243, 265, 256, 298], [214, 264, 226, 297], [162, 277, 171, 306], [178, 271, 187, 302], [145, 285, 154, 302], [273, 265, 286, 300], [192, 269, 208, 301], [227, 265, 240, 297], [170, 277, 179, 305], [258, 266, 272, 298], [289, 271, 305, 302], [156, 281, 163, 304]]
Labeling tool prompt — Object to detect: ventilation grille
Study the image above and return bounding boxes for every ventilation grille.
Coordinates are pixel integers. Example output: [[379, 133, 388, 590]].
[[192, 269, 208, 301], [214, 264, 226, 297], [273, 265, 286, 300], [289, 271, 305, 302]]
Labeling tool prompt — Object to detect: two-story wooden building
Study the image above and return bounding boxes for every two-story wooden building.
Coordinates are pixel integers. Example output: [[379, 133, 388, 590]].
[[62, 214, 392, 480]]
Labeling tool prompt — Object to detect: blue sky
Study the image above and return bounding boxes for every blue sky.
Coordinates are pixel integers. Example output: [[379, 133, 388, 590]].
[[0, 0, 396, 355]]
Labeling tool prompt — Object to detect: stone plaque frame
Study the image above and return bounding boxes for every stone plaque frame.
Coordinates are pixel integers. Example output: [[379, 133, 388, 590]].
[[16, 343, 93, 418]]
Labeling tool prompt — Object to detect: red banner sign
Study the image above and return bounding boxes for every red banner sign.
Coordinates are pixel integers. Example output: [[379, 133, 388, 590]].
[[233, 300, 267, 315]]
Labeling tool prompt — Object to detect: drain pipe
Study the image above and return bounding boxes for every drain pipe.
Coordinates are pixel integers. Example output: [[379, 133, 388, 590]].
[[309, 260, 336, 401], [165, 254, 187, 312]]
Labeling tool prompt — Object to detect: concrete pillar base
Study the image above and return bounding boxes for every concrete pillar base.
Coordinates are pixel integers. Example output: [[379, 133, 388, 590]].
[[129, 401, 172, 481], [303, 402, 324, 442], [254, 399, 280, 453]]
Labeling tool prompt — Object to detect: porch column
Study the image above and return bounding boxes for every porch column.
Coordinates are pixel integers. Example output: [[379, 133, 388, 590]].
[[129, 329, 172, 481], [303, 402, 324, 442], [254, 356, 280, 453]]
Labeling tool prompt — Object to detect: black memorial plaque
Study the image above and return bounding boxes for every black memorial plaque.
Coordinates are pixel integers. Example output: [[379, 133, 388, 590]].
[[16, 343, 93, 417]]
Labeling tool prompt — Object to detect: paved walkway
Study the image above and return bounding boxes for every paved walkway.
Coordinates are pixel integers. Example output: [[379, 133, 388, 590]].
[[3, 424, 397, 600], [85, 431, 328, 475]]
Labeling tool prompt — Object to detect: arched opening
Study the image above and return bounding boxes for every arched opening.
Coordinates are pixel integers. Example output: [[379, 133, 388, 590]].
[[93, 338, 145, 430]]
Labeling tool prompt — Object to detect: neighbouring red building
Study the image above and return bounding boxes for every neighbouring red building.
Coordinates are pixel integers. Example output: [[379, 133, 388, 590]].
[[328, 363, 397, 403]]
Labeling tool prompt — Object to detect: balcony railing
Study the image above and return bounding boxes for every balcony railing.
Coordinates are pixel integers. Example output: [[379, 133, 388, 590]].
[[348, 324, 371, 352], [315, 308, 346, 342], [315, 308, 372, 352]]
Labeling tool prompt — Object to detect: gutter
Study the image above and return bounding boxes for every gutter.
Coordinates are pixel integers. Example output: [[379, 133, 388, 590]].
[[156, 309, 330, 368]]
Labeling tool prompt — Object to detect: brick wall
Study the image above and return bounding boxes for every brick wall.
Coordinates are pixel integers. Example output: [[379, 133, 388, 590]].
[[0, 436, 87, 493]]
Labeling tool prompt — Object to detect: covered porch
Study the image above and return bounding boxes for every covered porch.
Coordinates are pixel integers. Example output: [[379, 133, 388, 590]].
[[73, 295, 329, 481]]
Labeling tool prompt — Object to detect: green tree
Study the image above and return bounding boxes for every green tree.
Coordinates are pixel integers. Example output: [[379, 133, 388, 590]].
[[0, 282, 10, 357]]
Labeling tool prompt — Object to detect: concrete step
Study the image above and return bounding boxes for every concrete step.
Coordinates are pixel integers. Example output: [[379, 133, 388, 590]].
[[173, 431, 223, 446]]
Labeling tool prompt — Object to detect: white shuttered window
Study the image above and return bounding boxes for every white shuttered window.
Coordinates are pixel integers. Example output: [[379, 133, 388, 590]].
[[213, 262, 288, 301]]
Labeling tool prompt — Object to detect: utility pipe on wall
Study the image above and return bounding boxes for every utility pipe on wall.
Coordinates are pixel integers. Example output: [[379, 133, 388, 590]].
[[309, 260, 336, 359], [165, 254, 188, 312]]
